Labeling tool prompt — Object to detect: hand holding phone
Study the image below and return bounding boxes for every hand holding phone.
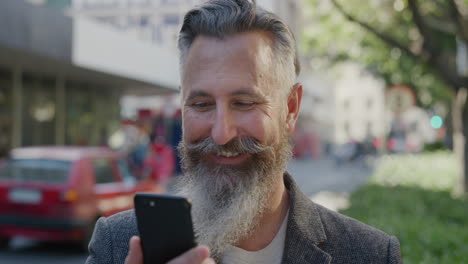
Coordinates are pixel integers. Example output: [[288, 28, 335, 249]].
[[124, 236, 214, 264], [133, 193, 200, 264]]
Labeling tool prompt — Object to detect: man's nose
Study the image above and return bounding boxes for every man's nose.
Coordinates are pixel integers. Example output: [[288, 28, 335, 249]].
[[211, 106, 237, 145]]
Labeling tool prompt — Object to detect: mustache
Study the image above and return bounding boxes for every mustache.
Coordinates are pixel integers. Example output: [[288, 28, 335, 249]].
[[182, 137, 271, 155]]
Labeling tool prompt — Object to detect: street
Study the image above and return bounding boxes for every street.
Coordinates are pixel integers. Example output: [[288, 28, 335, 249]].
[[287, 157, 373, 197], [0, 158, 373, 264]]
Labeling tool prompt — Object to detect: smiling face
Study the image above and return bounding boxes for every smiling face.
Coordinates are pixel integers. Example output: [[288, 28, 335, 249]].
[[176, 31, 302, 258], [181, 31, 300, 167]]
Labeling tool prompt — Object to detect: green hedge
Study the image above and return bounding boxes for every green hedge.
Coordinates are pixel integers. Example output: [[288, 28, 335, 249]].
[[369, 151, 457, 192], [340, 152, 468, 263]]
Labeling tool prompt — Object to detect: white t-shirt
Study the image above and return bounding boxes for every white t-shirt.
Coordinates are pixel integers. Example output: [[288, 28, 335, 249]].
[[220, 211, 289, 264]]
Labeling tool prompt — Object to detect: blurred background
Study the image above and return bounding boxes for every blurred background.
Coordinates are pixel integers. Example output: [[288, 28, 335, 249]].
[[0, 0, 466, 263]]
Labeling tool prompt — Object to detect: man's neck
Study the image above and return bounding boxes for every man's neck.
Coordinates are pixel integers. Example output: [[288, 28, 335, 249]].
[[234, 173, 289, 251]]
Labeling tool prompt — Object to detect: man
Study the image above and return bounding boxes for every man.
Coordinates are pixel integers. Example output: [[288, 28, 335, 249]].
[[86, 0, 403, 263]]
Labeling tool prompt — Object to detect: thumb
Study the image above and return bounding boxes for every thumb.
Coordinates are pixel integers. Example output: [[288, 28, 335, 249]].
[[167, 245, 213, 264], [125, 236, 144, 264]]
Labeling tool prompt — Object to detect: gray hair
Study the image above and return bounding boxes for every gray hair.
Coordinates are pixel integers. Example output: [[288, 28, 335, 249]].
[[178, 0, 300, 89]]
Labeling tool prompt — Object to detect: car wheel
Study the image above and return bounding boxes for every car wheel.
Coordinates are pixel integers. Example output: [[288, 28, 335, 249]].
[[0, 237, 10, 250], [81, 218, 98, 252]]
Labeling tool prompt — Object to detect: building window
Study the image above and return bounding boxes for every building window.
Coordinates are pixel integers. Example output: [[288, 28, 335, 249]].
[[65, 82, 119, 146], [140, 16, 149, 26], [65, 82, 93, 145], [367, 122, 373, 137], [22, 73, 56, 146], [344, 122, 350, 137], [0, 67, 12, 157], [163, 14, 180, 25], [343, 100, 350, 110], [313, 96, 322, 104], [367, 98, 373, 110]]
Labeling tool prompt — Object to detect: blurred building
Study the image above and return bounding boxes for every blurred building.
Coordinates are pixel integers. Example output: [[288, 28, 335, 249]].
[[300, 62, 438, 155], [0, 0, 178, 156], [299, 63, 387, 150], [68, 0, 201, 49], [297, 70, 335, 145], [67, 0, 302, 49], [257, 0, 302, 39], [66, 0, 304, 117], [333, 63, 387, 144], [385, 85, 436, 152]]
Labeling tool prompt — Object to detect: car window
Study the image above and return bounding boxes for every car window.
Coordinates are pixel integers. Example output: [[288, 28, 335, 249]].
[[93, 159, 116, 184], [117, 159, 136, 184], [0, 159, 71, 184]]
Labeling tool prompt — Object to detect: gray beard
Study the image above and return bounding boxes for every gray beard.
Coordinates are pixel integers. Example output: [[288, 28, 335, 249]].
[[175, 134, 292, 260]]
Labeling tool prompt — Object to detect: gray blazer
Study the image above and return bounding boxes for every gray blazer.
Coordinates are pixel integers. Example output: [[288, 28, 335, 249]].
[[86, 173, 403, 264]]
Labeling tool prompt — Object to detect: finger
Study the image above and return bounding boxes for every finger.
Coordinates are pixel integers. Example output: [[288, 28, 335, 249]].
[[125, 236, 144, 264], [201, 258, 216, 264], [167, 245, 211, 264]]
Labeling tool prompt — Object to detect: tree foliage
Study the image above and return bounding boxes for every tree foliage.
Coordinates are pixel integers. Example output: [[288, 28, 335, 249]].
[[302, 0, 462, 107]]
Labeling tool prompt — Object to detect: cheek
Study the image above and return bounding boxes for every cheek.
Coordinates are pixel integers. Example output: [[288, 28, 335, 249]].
[[182, 112, 212, 143], [237, 111, 282, 144]]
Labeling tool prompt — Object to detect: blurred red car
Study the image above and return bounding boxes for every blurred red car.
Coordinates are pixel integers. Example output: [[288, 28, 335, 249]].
[[0, 146, 163, 250]]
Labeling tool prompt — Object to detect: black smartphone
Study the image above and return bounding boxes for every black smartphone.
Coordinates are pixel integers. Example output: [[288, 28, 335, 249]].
[[134, 193, 196, 264]]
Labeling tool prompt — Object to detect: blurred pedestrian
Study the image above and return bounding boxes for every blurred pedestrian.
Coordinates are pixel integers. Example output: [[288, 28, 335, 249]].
[[143, 136, 175, 185], [170, 109, 183, 175]]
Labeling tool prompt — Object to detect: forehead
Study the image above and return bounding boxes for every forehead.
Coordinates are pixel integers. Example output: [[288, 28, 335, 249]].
[[181, 31, 276, 95]]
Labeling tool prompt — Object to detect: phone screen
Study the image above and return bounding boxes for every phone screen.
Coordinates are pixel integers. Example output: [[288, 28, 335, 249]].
[[134, 193, 196, 264]]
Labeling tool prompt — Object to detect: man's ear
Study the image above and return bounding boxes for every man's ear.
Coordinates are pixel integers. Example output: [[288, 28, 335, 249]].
[[286, 83, 303, 133]]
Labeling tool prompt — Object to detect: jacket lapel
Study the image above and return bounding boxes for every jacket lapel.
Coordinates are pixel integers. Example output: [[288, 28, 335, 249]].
[[282, 173, 332, 264]]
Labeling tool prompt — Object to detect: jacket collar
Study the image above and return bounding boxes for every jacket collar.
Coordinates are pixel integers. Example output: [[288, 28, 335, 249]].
[[282, 172, 332, 264]]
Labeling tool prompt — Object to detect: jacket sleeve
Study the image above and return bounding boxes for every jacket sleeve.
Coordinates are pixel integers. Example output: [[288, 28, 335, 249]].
[[85, 217, 114, 264], [387, 236, 403, 264]]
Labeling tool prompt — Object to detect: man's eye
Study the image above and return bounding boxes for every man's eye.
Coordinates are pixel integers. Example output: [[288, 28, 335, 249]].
[[233, 101, 256, 109], [191, 102, 213, 111]]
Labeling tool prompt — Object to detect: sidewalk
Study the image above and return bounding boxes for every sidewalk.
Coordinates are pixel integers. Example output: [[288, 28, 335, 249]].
[[287, 157, 374, 211]]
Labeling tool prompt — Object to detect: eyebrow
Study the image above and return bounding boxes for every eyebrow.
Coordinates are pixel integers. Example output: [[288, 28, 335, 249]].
[[230, 89, 264, 98], [186, 91, 210, 101], [186, 89, 265, 101]]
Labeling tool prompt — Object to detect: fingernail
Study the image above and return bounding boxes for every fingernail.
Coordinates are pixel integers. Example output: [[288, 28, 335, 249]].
[[197, 246, 210, 258], [129, 236, 137, 251], [203, 258, 216, 264]]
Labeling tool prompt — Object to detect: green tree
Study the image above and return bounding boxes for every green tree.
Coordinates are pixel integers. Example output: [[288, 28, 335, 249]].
[[304, 0, 468, 194]]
